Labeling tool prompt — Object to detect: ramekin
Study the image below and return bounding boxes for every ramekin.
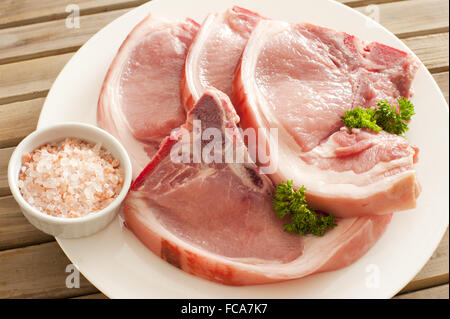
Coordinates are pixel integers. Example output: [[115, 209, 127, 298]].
[[8, 122, 132, 239]]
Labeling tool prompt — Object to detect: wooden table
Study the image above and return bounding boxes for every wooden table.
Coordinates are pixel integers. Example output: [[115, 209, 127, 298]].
[[0, 0, 448, 299]]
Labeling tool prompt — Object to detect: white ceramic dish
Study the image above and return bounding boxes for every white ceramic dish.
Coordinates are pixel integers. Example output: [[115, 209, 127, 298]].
[[8, 122, 132, 238], [37, 0, 449, 298]]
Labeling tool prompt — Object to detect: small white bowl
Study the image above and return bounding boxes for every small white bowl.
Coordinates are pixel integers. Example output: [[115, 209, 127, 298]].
[[8, 122, 132, 239]]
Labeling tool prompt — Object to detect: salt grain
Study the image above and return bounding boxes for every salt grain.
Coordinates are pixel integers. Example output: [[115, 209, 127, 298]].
[[18, 138, 124, 218]]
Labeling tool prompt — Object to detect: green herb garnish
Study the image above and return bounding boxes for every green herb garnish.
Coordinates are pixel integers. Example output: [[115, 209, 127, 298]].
[[273, 180, 337, 236], [341, 107, 382, 133], [373, 97, 415, 136], [341, 97, 415, 136]]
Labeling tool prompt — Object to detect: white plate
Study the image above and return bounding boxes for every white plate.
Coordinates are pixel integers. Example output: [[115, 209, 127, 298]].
[[38, 0, 449, 298]]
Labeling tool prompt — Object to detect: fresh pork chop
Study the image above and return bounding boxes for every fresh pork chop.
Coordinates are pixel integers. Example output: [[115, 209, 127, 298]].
[[233, 20, 420, 218], [98, 14, 199, 178], [122, 88, 392, 285], [181, 6, 262, 110]]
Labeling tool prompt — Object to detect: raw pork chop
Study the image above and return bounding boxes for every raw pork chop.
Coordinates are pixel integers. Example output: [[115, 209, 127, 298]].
[[233, 20, 420, 218], [97, 14, 199, 178], [181, 6, 262, 110], [122, 88, 392, 285]]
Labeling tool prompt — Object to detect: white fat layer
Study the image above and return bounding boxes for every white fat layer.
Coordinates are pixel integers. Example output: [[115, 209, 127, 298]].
[[184, 12, 225, 102]]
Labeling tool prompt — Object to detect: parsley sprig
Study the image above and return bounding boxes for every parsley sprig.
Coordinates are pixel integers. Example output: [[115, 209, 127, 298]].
[[273, 180, 337, 236], [342, 97, 415, 136], [341, 107, 381, 133]]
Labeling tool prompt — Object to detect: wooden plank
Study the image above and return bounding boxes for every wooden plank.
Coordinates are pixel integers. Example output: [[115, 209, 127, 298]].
[[0, 147, 13, 197], [403, 33, 449, 73], [0, 0, 148, 29], [339, 0, 406, 8], [0, 0, 423, 30], [0, 234, 444, 299], [0, 241, 99, 298], [0, 74, 442, 151], [339, 0, 403, 7], [0, 32, 446, 107], [395, 284, 449, 299], [0, 170, 446, 296], [433, 72, 449, 104], [1, 0, 448, 66], [355, 0, 449, 38], [0, 71, 445, 152], [0, 98, 43, 148], [0, 226, 445, 299], [400, 229, 449, 293], [0, 196, 54, 251], [1, 182, 447, 289], [0, 70, 446, 198], [0, 52, 73, 105], [73, 293, 108, 299], [0, 9, 131, 65]]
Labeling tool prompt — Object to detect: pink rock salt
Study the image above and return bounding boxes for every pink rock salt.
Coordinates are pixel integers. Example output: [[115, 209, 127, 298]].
[[18, 138, 124, 218]]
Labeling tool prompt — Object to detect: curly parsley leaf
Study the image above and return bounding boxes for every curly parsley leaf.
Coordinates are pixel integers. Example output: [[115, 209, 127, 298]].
[[373, 98, 415, 136], [341, 97, 415, 136], [341, 107, 382, 132], [273, 180, 337, 236]]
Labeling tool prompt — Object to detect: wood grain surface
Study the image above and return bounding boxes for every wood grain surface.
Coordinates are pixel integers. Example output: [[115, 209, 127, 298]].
[[0, 0, 448, 299]]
